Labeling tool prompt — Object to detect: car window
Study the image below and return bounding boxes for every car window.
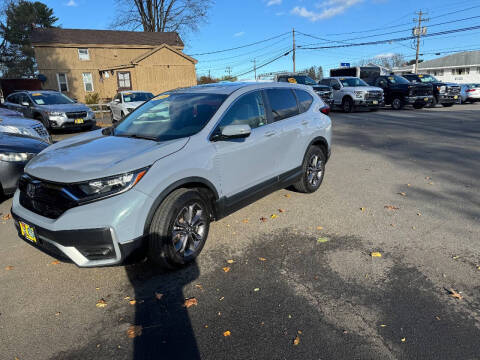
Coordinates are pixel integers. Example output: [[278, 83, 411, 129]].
[[217, 91, 267, 131], [294, 89, 314, 113], [123, 92, 154, 103], [30, 92, 75, 105], [338, 78, 368, 87], [114, 93, 227, 141], [319, 79, 330, 86], [266, 88, 299, 121], [114, 93, 121, 102], [277, 76, 288, 82], [19, 94, 31, 105], [7, 94, 19, 104], [376, 77, 387, 87], [387, 75, 410, 84]]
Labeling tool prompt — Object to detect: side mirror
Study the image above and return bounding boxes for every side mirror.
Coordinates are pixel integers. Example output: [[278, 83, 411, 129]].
[[21, 101, 30, 107], [212, 124, 251, 141], [114, 99, 120, 103]]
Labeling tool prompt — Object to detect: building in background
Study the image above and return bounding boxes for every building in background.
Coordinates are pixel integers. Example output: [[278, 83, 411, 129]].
[[394, 51, 480, 84], [31, 28, 197, 102]]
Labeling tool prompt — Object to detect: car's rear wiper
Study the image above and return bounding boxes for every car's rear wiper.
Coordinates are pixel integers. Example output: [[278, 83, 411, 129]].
[[116, 133, 158, 141]]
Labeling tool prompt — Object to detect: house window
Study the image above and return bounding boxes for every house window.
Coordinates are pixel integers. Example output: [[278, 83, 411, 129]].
[[453, 68, 470, 75], [56, 73, 69, 92], [82, 72, 94, 92], [78, 48, 90, 61], [117, 71, 132, 90]]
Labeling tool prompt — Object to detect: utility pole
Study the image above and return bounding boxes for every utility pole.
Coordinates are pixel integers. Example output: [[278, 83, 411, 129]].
[[292, 28, 296, 73], [225, 66, 232, 78], [251, 59, 257, 80], [413, 11, 428, 74]]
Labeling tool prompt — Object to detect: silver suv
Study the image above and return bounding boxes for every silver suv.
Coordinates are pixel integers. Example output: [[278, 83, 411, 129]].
[[11, 82, 332, 268], [4, 90, 96, 130]]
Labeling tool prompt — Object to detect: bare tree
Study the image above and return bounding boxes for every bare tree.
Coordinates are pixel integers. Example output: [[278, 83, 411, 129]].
[[356, 53, 406, 70], [111, 0, 213, 34]]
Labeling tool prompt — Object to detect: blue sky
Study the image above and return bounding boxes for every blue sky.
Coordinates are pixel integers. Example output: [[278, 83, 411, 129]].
[[41, 0, 480, 78]]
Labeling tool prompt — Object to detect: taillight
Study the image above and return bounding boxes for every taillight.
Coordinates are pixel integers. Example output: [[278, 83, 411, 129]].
[[320, 105, 330, 115], [466, 89, 475, 92]]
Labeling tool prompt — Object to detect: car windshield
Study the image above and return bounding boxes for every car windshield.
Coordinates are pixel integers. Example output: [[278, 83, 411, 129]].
[[387, 75, 410, 85], [468, 83, 480, 88], [339, 78, 368, 87], [416, 74, 438, 83], [123, 92, 154, 103], [30, 92, 75, 105], [114, 93, 227, 141], [293, 76, 318, 85]]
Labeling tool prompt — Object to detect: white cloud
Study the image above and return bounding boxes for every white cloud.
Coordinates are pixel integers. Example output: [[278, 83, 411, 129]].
[[267, 0, 282, 6], [234, 31, 245, 37], [276, 11, 286, 16], [291, 0, 363, 21], [66, 0, 78, 6], [374, 52, 396, 58]]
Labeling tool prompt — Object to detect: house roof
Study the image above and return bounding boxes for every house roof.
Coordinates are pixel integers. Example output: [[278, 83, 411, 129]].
[[395, 51, 480, 71], [31, 28, 184, 47]]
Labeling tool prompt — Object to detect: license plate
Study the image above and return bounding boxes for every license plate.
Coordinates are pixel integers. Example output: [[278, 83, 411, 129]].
[[74, 118, 84, 124], [19, 221, 37, 243], [454, 95, 458, 99], [424, 98, 429, 102], [372, 100, 378, 105]]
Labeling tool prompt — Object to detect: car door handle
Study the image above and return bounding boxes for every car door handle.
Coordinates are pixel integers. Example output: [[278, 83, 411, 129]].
[[264, 131, 276, 137], [301, 120, 309, 125]]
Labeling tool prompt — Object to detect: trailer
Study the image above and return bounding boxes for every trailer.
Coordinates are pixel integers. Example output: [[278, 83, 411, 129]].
[[330, 66, 388, 85]]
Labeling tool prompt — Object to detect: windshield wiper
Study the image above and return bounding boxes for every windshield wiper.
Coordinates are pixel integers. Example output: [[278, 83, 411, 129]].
[[116, 133, 158, 141]]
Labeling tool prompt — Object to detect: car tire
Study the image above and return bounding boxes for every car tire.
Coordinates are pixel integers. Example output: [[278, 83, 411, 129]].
[[147, 188, 210, 269], [342, 97, 354, 113], [442, 103, 454, 107], [391, 97, 403, 110], [370, 108, 379, 112], [293, 146, 326, 194], [413, 104, 425, 109]]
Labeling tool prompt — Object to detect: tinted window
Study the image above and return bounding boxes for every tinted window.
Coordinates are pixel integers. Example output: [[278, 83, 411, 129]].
[[294, 90, 313, 113], [7, 94, 19, 104], [266, 89, 299, 121], [217, 91, 266, 131], [115, 93, 227, 141], [387, 75, 410, 84]]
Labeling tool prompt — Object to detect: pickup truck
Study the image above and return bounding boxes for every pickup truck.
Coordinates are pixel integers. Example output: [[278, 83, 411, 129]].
[[401, 73, 460, 107], [371, 75, 434, 110], [319, 76, 384, 112]]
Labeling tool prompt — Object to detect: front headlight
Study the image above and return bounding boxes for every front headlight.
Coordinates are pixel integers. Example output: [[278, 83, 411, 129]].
[[0, 152, 35, 162], [354, 91, 365, 98], [47, 111, 65, 117], [71, 168, 148, 202], [437, 86, 446, 93], [87, 110, 95, 118]]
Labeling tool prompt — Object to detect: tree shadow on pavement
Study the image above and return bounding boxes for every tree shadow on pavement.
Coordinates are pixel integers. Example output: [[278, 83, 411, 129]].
[[125, 260, 201, 360]]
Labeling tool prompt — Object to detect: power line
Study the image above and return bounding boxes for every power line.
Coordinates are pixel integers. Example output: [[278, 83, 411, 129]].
[[188, 32, 290, 56], [227, 50, 292, 79]]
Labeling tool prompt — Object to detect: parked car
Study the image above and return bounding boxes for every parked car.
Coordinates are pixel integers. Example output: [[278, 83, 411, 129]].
[[108, 91, 154, 122], [371, 75, 434, 110], [3, 90, 96, 130], [0, 133, 49, 197], [274, 73, 333, 106], [319, 77, 384, 112], [401, 74, 460, 107], [11, 82, 332, 268], [459, 83, 480, 104], [0, 112, 51, 144]]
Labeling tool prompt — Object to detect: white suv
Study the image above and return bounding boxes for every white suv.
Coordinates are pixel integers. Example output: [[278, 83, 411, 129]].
[[12, 82, 332, 268]]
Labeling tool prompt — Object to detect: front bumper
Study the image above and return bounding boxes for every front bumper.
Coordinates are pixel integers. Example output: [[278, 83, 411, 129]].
[[438, 94, 459, 104], [0, 160, 27, 195], [11, 187, 153, 267], [405, 95, 433, 105], [48, 114, 96, 129], [354, 99, 384, 107]]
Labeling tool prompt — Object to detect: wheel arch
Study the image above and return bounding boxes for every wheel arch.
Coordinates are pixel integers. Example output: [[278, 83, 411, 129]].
[[306, 136, 330, 163], [143, 177, 220, 234], [342, 95, 354, 103]]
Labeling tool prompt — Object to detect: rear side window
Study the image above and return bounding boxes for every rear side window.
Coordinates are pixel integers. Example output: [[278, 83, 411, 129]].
[[218, 91, 267, 130], [7, 94, 19, 104], [294, 90, 313, 113], [266, 89, 299, 121]]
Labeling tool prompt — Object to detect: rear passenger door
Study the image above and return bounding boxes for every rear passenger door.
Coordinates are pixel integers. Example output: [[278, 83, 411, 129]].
[[5, 94, 20, 112]]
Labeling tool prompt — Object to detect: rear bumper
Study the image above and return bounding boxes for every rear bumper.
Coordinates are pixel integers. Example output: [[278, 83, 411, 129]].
[[0, 161, 26, 195]]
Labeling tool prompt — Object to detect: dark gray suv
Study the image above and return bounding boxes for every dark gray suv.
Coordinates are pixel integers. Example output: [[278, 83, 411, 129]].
[[4, 90, 96, 130]]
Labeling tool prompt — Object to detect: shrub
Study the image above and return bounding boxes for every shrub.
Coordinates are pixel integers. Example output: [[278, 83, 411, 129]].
[[84, 92, 100, 104]]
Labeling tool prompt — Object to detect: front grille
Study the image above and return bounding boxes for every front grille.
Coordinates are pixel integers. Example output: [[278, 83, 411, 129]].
[[66, 111, 87, 119], [316, 91, 332, 101], [365, 91, 382, 100], [32, 124, 49, 138], [18, 175, 77, 219], [413, 87, 432, 96], [447, 86, 460, 95]]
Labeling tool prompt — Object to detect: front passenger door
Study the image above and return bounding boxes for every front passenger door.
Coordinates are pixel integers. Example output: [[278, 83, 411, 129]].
[[212, 90, 281, 198]]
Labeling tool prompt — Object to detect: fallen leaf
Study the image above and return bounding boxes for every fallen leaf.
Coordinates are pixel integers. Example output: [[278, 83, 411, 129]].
[[425, 176, 431, 180], [95, 287, 100, 290], [242, 219, 249, 224], [384, 205, 399, 210], [317, 237, 329, 243], [183, 297, 198, 308], [50, 260, 60, 265], [124, 296, 130, 300], [219, 296, 224, 301], [360, 207, 366, 212], [380, 324, 387, 327], [428, 181, 434, 185], [205, 325, 208, 328], [401, 338, 406, 342], [371, 252, 382, 258], [195, 284, 203, 289], [222, 266, 231, 273], [284, 194, 291, 198], [288, 314, 292, 319], [2, 213, 12, 221], [452, 255, 460, 260], [297, 330, 302, 335], [343, 330, 348, 334], [398, 192, 407, 196], [260, 217, 268, 222], [270, 214, 277, 219], [293, 336, 300, 346], [226, 259, 234, 264], [446, 288, 463, 300], [390, 224, 396, 227], [223, 330, 231, 337], [127, 325, 142, 338], [278, 209, 286, 213], [258, 257, 267, 261], [316, 226, 324, 230], [417, 212, 422, 216], [435, 316, 441, 321], [5, 265, 14, 271], [226, 224, 230, 227], [96, 299, 107, 308], [55, 312, 61, 316], [477, 266, 480, 270], [254, 288, 260, 292], [407, 184, 412, 187], [129, 299, 137, 305]]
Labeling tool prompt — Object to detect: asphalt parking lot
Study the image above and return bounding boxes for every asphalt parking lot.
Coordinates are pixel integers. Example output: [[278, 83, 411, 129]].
[[1, 104, 479, 360]]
